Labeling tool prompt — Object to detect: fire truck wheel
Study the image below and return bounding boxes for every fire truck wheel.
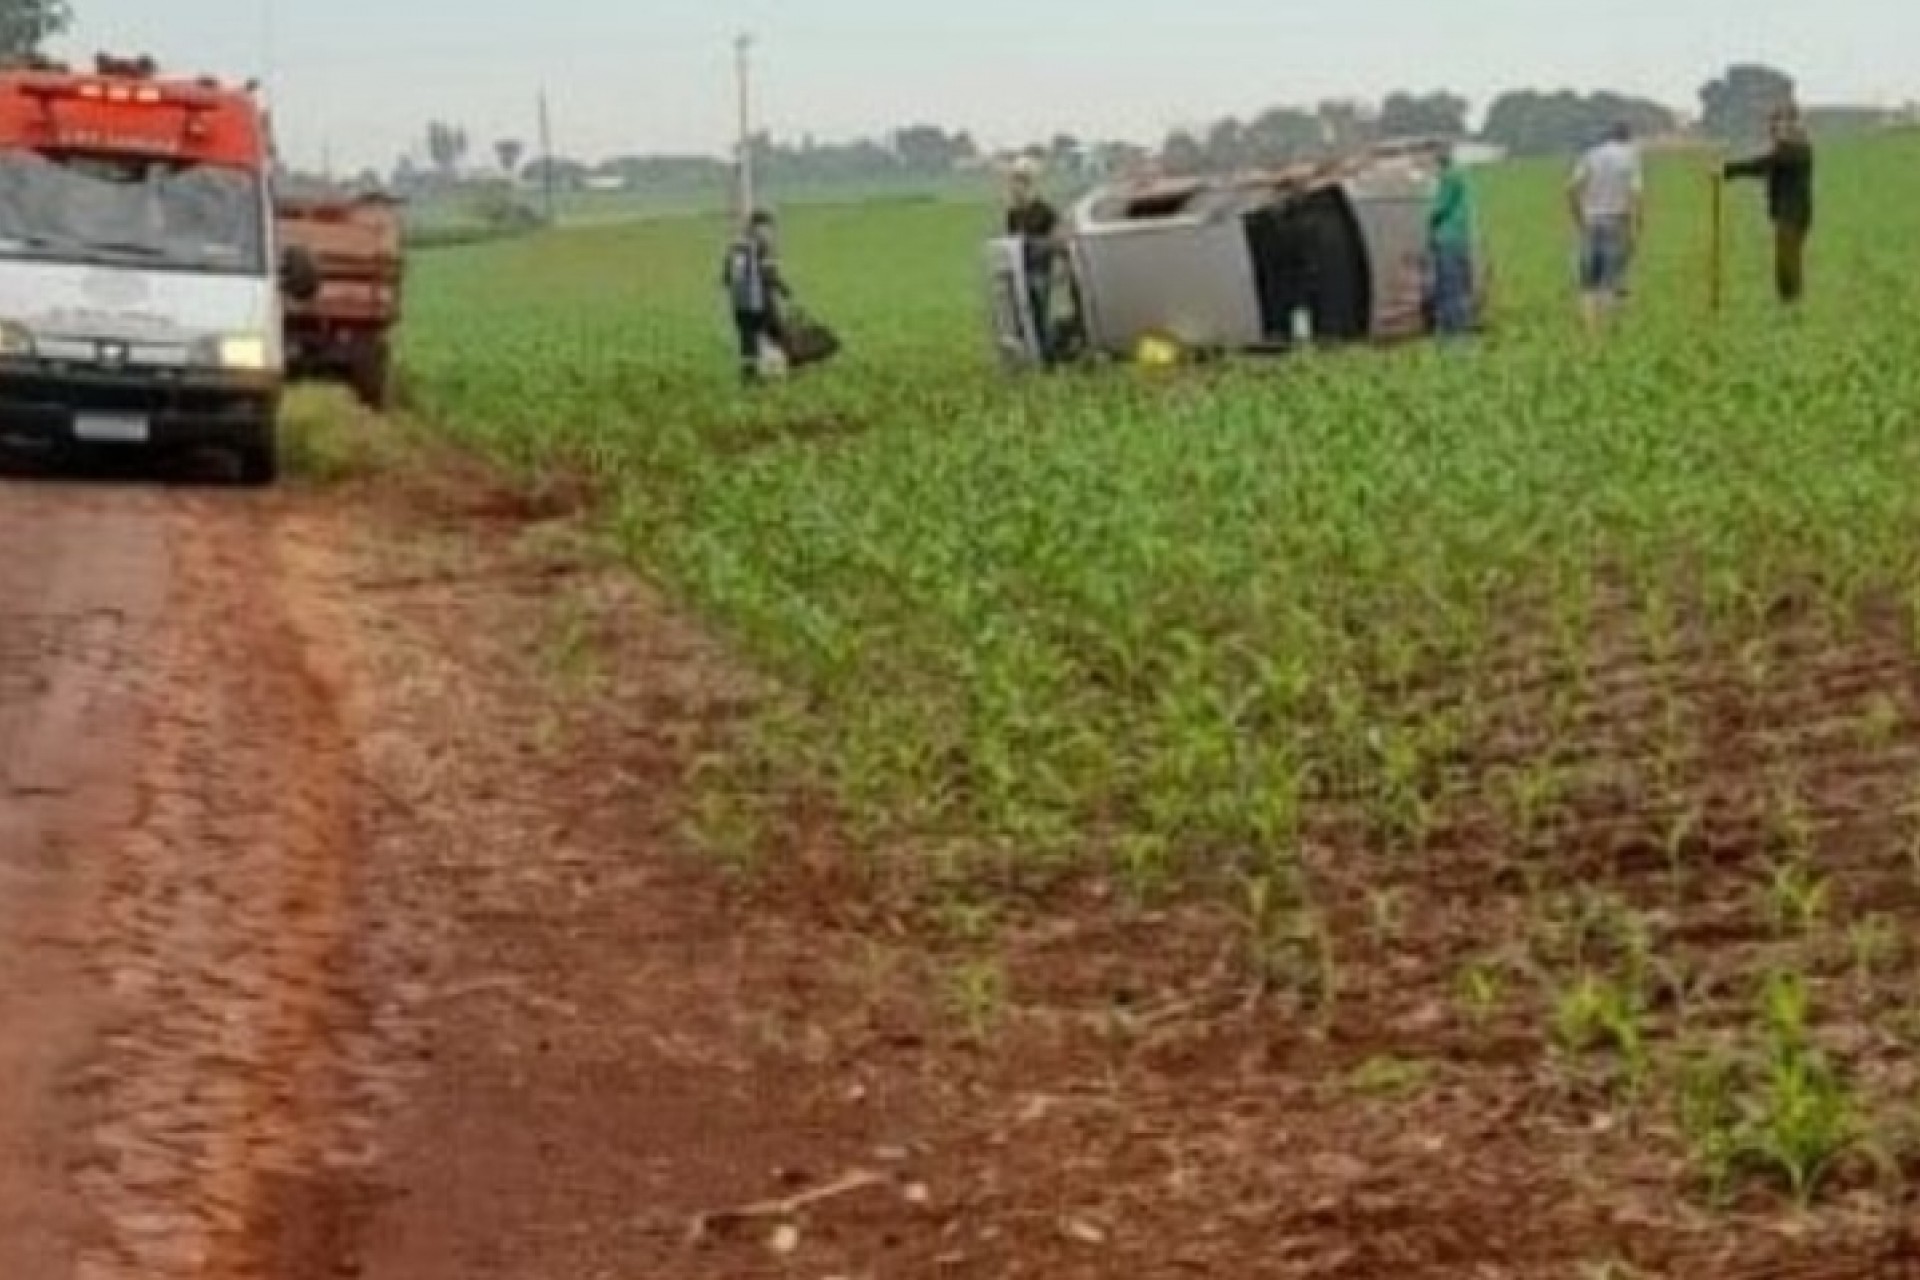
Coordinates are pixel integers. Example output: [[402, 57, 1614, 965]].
[[236, 437, 279, 487]]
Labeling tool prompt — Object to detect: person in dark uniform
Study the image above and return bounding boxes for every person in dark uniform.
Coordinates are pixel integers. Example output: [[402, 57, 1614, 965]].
[[1723, 105, 1815, 305], [720, 209, 790, 383], [1004, 159, 1062, 363]]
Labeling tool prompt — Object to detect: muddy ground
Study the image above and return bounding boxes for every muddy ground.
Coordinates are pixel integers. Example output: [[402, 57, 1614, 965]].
[[2, 436, 1918, 1279]]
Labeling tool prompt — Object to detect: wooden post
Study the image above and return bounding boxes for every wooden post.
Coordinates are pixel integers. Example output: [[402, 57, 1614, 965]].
[[1708, 169, 1725, 315]]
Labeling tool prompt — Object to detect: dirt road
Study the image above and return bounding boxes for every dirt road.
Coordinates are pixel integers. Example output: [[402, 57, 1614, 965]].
[[0, 464, 926, 1280], [0, 478, 391, 1279]]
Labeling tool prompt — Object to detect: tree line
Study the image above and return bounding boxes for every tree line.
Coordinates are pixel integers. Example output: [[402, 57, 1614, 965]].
[[0, 8, 1870, 196], [0, 0, 66, 62], [1141, 66, 1814, 175], [403, 63, 1855, 201]]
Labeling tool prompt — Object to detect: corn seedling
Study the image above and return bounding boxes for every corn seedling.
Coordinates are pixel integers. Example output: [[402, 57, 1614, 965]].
[[1349, 1055, 1432, 1101], [1639, 586, 1682, 670], [1744, 971, 1865, 1205], [1765, 773, 1817, 862], [1675, 1043, 1746, 1207], [1501, 757, 1567, 852], [1234, 867, 1295, 995], [1111, 831, 1178, 906], [1848, 915, 1900, 992], [1368, 724, 1437, 854], [1855, 693, 1905, 752], [1365, 888, 1405, 949], [1736, 637, 1772, 696], [680, 783, 767, 876], [1290, 905, 1341, 1016], [1456, 958, 1506, 1028], [945, 956, 1008, 1043], [539, 592, 604, 697], [1552, 973, 1643, 1057], [934, 896, 999, 945], [1234, 865, 1337, 1012], [1652, 955, 1716, 1029], [1764, 857, 1831, 939], [1672, 974, 1868, 1208], [1661, 803, 1704, 904], [1552, 972, 1650, 1097]]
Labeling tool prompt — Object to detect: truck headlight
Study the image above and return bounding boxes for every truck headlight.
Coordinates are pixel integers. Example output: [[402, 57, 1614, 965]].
[[193, 334, 271, 371], [0, 321, 35, 357], [215, 335, 270, 371]]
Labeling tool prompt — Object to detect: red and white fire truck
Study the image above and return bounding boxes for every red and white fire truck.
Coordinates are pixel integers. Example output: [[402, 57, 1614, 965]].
[[0, 54, 315, 483]]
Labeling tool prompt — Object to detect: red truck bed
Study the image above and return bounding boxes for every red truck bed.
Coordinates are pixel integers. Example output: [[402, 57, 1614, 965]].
[[276, 193, 404, 409]]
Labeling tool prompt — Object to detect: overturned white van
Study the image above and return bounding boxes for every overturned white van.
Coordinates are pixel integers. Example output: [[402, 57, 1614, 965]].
[[985, 141, 1485, 368]]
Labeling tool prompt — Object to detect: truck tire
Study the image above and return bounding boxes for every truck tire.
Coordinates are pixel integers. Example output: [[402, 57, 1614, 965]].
[[235, 425, 279, 486], [349, 338, 392, 413]]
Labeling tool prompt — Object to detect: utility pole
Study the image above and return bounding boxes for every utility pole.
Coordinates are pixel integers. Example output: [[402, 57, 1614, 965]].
[[256, 0, 280, 175], [734, 32, 755, 223], [537, 88, 556, 225], [260, 0, 276, 97]]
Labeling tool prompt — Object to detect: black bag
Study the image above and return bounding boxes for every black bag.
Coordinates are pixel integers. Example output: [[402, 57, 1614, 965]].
[[779, 305, 842, 367]]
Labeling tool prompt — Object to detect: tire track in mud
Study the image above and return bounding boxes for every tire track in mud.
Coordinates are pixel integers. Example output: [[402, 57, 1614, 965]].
[[0, 489, 169, 1280], [61, 492, 395, 1280]]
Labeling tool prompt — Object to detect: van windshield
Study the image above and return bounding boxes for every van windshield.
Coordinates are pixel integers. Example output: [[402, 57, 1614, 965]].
[[0, 150, 265, 275]]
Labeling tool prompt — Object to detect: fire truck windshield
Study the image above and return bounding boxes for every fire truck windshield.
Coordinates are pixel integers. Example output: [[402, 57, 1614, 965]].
[[0, 150, 264, 275]]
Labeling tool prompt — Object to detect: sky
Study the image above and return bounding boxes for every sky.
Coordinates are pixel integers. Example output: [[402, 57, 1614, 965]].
[[58, 0, 1920, 174]]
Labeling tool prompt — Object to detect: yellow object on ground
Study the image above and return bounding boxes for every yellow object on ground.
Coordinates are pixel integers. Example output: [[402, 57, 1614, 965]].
[[1135, 334, 1182, 366]]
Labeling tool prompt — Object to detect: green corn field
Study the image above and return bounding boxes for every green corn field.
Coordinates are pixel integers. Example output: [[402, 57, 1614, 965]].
[[406, 133, 1920, 871], [402, 130, 1920, 1206]]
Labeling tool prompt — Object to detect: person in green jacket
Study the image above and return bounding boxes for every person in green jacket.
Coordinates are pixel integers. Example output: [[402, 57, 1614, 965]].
[[1427, 143, 1477, 336]]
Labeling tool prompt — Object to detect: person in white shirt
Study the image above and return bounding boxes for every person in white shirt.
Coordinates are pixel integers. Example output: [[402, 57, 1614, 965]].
[[1567, 123, 1645, 331]]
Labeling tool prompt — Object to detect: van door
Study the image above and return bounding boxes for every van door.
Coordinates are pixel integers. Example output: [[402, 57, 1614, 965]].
[[983, 235, 1044, 369]]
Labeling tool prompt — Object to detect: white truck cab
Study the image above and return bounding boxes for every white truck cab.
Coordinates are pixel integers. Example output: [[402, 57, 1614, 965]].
[[0, 56, 311, 483]]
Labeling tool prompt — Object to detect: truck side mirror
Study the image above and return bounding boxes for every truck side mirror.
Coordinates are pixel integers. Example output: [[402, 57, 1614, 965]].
[[280, 245, 320, 302]]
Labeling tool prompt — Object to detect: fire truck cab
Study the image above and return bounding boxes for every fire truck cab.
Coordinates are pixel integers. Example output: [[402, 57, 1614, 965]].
[[0, 55, 309, 483]]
